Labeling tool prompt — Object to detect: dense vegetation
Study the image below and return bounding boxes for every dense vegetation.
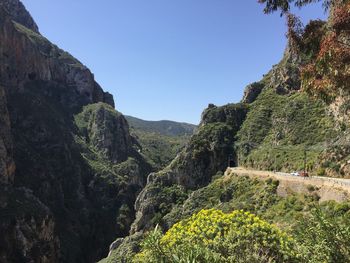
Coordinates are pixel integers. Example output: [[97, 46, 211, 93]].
[[105, 172, 350, 262], [136, 209, 298, 263], [302, 1, 350, 102], [4, 0, 350, 262], [236, 88, 336, 173], [125, 116, 196, 137], [125, 116, 196, 170], [258, 0, 333, 15], [134, 206, 350, 263], [130, 130, 191, 171]]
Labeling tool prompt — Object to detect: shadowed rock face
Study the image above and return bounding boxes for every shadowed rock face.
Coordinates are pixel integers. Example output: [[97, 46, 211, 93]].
[[0, 1, 151, 262], [78, 103, 133, 163], [0, 5, 114, 109], [0, 0, 39, 32], [242, 82, 265, 104], [0, 86, 15, 184], [130, 103, 248, 234]]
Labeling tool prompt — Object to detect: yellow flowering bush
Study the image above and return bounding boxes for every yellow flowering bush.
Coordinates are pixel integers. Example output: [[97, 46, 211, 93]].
[[134, 209, 299, 263]]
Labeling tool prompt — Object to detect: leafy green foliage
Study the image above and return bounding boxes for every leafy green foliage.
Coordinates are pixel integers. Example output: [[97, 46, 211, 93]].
[[104, 205, 350, 263], [295, 207, 350, 262], [166, 173, 320, 228], [236, 88, 336, 173], [301, 1, 350, 102], [125, 116, 196, 137], [148, 184, 189, 226], [121, 174, 350, 262], [135, 209, 298, 263], [125, 116, 196, 170], [131, 130, 190, 171], [258, 0, 333, 15]]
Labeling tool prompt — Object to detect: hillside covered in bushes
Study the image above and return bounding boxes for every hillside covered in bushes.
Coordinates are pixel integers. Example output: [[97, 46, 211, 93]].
[[2, 0, 350, 262], [103, 0, 350, 262]]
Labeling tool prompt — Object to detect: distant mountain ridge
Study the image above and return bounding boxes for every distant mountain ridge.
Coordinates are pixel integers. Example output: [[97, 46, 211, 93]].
[[125, 115, 197, 171], [125, 115, 197, 137]]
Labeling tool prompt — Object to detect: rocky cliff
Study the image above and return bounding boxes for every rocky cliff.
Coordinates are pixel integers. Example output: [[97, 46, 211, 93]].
[[103, 103, 248, 261], [104, 11, 350, 261], [0, 85, 14, 184], [131, 103, 248, 233], [0, 0, 38, 32], [3, 1, 350, 262], [0, 1, 151, 262]]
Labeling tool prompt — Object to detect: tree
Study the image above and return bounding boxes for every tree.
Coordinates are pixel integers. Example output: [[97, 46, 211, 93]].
[[301, 0, 350, 101], [258, 0, 333, 15], [286, 12, 304, 53]]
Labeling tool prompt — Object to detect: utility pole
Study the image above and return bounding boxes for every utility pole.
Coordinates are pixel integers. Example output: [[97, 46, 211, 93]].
[[274, 132, 279, 173], [275, 152, 277, 173], [303, 148, 307, 175]]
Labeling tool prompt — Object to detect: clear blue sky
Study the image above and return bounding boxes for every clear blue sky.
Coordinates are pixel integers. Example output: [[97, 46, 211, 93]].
[[21, 0, 326, 124]]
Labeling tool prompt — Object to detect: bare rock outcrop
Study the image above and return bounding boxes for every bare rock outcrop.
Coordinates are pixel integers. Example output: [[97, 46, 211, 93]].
[[0, 86, 14, 184], [130, 103, 248, 234], [0, 0, 39, 32], [0, 1, 151, 262], [0, 5, 114, 109]]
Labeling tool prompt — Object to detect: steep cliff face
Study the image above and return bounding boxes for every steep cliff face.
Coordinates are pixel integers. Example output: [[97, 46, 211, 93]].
[[0, 0, 38, 32], [235, 46, 336, 173], [129, 103, 248, 234], [104, 17, 347, 261], [0, 86, 14, 184], [0, 5, 113, 110], [236, 14, 350, 177], [76, 103, 134, 163], [0, 82, 59, 263], [0, 188, 60, 263], [0, 1, 151, 262], [104, 104, 248, 261]]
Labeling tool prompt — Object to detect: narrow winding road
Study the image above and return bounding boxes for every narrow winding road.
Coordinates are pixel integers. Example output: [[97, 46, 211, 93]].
[[226, 167, 350, 195]]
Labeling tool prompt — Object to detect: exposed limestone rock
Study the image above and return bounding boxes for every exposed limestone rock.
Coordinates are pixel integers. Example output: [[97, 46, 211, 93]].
[[104, 232, 143, 262], [0, 1, 152, 262], [130, 103, 248, 234], [103, 91, 115, 108], [242, 82, 265, 104], [269, 48, 302, 95], [0, 6, 114, 108], [0, 0, 39, 33], [76, 103, 133, 163], [0, 187, 60, 263]]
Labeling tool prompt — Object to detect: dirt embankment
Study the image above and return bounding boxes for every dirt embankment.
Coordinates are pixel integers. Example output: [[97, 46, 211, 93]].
[[225, 167, 350, 202]]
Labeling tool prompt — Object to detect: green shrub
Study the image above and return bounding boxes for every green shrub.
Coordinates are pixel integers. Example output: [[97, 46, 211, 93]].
[[295, 208, 350, 263], [317, 167, 326, 176], [307, 185, 316, 192], [135, 209, 298, 263]]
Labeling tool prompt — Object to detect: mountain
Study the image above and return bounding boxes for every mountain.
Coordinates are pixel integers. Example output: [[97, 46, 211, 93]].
[[125, 116, 197, 170], [0, 1, 152, 262], [104, 3, 350, 261], [125, 116, 197, 137], [2, 0, 350, 262]]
